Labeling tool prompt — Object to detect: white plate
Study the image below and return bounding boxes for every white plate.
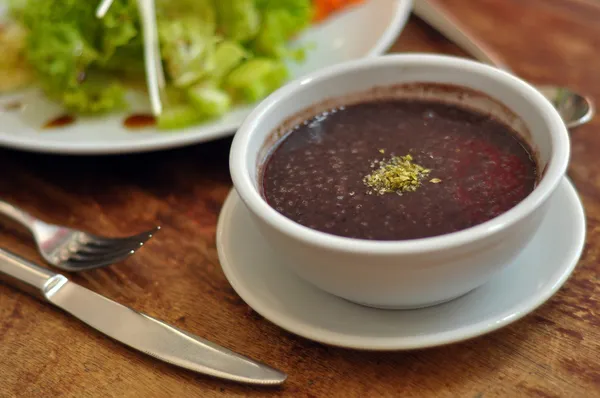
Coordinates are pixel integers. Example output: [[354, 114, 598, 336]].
[[0, 0, 412, 155], [216, 179, 585, 350]]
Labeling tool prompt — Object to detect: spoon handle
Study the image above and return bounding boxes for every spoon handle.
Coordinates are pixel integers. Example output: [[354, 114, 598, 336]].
[[413, 0, 511, 71]]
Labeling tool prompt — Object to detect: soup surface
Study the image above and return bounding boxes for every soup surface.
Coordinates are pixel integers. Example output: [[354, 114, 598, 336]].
[[261, 98, 537, 240]]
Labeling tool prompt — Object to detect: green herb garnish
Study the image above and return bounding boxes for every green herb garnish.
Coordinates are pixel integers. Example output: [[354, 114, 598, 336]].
[[363, 154, 431, 195]]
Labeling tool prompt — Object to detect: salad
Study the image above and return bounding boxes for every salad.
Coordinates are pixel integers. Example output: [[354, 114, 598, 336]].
[[1, 0, 362, 130]]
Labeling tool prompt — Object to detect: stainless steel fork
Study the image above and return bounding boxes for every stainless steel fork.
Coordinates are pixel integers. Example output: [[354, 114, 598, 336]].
[[0, 200, 159, 271]]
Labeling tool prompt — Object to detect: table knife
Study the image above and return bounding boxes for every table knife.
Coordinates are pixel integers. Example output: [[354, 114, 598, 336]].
[[0, 248, 286, 385]]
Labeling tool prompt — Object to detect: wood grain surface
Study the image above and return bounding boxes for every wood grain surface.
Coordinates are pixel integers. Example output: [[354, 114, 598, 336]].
[[1, 1, 600, 397]]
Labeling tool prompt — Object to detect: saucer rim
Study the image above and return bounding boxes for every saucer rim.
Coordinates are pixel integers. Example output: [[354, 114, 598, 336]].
[[216, 178, 586, 350]]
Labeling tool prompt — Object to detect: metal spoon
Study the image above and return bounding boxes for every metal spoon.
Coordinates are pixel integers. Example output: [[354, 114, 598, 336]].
[[413, 0, 594, 129]]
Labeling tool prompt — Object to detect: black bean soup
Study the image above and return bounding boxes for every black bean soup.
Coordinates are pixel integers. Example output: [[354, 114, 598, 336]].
[[261, 91, 538, 241]]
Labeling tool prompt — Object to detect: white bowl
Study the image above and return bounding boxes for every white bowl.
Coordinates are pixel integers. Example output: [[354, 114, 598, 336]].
[[229, 54, 570, 309]]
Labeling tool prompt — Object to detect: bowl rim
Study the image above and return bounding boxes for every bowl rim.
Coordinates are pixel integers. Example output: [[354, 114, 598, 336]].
[[229, 54, 570, 255]]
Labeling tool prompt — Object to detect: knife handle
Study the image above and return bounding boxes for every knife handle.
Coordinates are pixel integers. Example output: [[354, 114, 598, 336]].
[[0, 248, 65, 300]]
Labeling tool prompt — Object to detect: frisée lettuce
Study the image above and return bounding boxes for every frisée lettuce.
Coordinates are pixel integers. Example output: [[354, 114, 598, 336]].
[[6, 0, 313, 129]]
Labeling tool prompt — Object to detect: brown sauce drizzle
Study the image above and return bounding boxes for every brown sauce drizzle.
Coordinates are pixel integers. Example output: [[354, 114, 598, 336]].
[[43, 114, 75, 129], [3, 101, 23, 111], [123, 113, 156, 129]]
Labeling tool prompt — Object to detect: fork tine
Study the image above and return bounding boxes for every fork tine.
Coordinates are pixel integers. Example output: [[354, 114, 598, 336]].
[[61, 251, 138, 271], [71, 240, 146, 260], [69, 245, 141, 263], [72, 241, 143, 255], [80, 227, 160, 247], [58, 227, 159, 270], [67, 240, 150, 267], [0, 199, 160, 271]]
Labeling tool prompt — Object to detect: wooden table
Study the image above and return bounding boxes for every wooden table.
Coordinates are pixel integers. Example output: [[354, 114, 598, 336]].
[[1, 1, 599, 396]]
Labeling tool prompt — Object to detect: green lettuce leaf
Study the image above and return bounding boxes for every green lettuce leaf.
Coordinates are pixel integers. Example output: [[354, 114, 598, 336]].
[[213, 40, 247, 80], [157, 104, 203, 130], [98, 0, 140, 63], [8, 0, 313, 127], [157, 0, 217, 87], [158, 17, 218, 87], [214, 0, 260, 42], [253, 0, 312, 58], [10, 0, 139, 113], [224, 58, 287, 102], [187, 83, 231, 118]]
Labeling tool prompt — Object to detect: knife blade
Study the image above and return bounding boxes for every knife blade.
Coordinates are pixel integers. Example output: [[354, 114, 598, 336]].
[[0, 248, 286, 385]]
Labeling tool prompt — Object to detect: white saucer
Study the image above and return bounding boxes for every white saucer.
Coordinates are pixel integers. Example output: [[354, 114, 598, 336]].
[[216, 179, 585, 350]]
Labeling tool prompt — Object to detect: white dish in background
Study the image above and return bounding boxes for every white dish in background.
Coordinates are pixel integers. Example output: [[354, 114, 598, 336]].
[[0, 0, 412, 155], [216, 179, 585, 350]]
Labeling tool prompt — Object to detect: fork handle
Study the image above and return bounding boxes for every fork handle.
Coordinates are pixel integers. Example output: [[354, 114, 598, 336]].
[[0, 200, 37, 232], [0, 248, 61, 300]]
